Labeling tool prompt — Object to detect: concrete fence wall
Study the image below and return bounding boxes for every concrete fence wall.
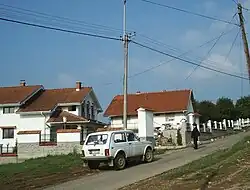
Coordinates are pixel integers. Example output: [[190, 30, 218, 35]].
[[17, 129, 82, 159], [17, 142, 82, 159]]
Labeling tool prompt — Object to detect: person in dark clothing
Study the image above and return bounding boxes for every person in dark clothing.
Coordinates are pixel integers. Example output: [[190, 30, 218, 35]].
[[191, 123, 200, 149]]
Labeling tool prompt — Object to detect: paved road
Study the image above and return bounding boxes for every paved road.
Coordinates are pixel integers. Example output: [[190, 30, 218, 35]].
[[44, 131, 250, 190]]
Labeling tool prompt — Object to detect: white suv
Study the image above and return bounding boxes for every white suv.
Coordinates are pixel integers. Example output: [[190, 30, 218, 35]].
[[82, 130, 154, 170]]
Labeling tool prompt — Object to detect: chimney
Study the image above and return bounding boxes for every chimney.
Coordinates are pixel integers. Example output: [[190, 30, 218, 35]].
[[76, 81, 81, 91], [20, 80, 26, 86]]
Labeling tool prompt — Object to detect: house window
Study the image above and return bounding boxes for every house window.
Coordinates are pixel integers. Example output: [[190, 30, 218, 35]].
[[91, 105, 95, 120], [68, 105, 76, 111], [2, 128, 14, 139], [86, 101, 90, 119], [3, 107, 15, 114], [82, 101, 85, 117]]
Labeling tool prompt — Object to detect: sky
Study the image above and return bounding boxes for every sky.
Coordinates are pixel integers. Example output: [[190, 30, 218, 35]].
[[0, 0, 250, 121]]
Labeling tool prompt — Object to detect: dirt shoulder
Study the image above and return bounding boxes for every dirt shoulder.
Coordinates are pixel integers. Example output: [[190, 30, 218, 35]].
[[120, 136, 250, 190]]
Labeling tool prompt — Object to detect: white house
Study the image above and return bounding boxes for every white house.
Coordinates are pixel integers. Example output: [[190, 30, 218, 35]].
[[104, 89, 200, 131], [0, 81, 105, 150]]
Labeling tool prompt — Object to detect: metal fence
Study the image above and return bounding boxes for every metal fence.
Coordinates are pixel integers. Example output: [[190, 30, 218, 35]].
[[0, 144, 17, 154], [39, 133, 57, 143]]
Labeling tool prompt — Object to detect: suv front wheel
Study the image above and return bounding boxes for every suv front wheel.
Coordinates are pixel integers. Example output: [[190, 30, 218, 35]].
[[87, 161, 100, 169], [114, 153, 126, 170], [144, 148, 153, 163]]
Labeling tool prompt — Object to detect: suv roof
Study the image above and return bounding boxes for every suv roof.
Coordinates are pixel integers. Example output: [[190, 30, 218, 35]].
[[89, 130, 134, 135]]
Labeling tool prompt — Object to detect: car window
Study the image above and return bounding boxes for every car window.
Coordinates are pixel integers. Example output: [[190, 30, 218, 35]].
[[113, 132, 126, 143], [127, 132, 137, 142], [86, 134, 108, 145]]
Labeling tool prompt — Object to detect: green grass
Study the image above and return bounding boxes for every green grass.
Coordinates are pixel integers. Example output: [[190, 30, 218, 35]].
[[161, 135, 250, 180], [0, 153, 87, 189]]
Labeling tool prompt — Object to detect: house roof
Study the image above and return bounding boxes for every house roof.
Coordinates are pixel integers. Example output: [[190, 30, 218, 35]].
[[0, 85, 42, 105], [47, 110, 88, 123], [18, 87, 92, 112], [104, 89, 193, 117]]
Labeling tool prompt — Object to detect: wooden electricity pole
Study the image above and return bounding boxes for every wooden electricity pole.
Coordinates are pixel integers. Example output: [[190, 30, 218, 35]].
[[238, 3, 250, 83]]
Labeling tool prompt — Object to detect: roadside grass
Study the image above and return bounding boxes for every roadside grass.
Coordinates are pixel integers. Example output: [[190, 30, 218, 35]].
[[0, 153, 98, 190], [120, 135, 250, 190]]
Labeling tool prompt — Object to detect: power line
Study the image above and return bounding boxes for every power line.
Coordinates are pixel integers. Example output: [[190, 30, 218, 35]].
[[0, 3, 129, 34], [224, 28, 240, 64], [131, 40, 249, 80], [99, 28, 242, 87], [138, 0, 239, 26], [0, 17, 122, 41], [231, 0, 238, 5], [129, 28, 238, 78], [185, 13, 237, 80]]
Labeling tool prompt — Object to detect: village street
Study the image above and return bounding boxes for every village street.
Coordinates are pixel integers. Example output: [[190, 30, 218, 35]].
[[44, 130, 250, 190]]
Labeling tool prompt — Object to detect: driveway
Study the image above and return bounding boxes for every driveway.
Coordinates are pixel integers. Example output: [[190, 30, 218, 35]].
[[44, 131, 250, 190]]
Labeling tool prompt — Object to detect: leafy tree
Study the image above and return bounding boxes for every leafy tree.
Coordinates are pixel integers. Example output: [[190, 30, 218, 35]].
[[216, 97, 235, 120], [196, 100, 219, 123], [235, 96, 250, 118]]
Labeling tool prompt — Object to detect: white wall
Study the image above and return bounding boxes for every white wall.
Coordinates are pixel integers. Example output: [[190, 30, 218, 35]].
[[18, 133, 40, 143], [81, 92, 99, 120], [138, 108, 154, 137], [61, 106, 80, 116], [110, 112, 187, 130], [111, 116, 138, 129], [0, 107, 20, 146], [57, 132, 80, 142], [19, 113, 50, 134]]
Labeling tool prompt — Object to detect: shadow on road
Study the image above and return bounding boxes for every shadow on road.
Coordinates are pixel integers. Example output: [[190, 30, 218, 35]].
[[97, 157, 162, 171]]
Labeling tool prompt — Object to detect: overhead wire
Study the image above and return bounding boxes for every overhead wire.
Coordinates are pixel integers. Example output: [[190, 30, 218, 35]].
[[224, 28, 240, 64], [100, 27, 246, 87], [185, 13, 237, 80], [131, 40, 249, 81], [0, 17, 122, 41], [0, 3, 130, 34], [138, 0, 239, 26]]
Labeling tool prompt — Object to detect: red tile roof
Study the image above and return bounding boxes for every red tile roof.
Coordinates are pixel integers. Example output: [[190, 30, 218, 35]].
[[18, 87, 92, 112], [104, 89, 193, 117], [0, 85, 42, 105], [47, 110, 88, 123]]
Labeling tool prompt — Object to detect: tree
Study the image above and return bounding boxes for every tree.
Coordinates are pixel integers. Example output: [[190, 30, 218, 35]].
[[196, 100, 219, 123], [216, 97, 235, 120], [235, 96, 250, 118]]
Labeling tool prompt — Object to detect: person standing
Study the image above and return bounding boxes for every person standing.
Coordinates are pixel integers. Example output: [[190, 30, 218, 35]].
[[191, 123, 200, 149]]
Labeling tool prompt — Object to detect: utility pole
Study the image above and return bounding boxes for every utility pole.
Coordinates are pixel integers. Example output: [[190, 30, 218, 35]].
[[123, 0, 129, 129], [238, 3, 250, 83]]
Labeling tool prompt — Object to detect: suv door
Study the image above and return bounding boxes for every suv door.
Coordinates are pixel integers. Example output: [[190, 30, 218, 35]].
[[110, 132, 130, 158], [126, 132, 142, 157]]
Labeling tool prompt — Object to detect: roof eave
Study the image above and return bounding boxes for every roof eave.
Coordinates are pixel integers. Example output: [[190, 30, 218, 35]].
[[57, 102, 81, 106], [18, 111, 51, 115], [0, 103, 20, 107], [107, 110, 188, 118], [47, 120, 90, 124], [20, 86, 44, 105]]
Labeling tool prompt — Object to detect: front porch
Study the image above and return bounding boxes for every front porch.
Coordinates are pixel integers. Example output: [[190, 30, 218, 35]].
[[40, 110, 105, 145]]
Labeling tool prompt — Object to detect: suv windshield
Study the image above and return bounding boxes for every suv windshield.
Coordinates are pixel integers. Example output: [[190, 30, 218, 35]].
[[86, 134, 108, 145]]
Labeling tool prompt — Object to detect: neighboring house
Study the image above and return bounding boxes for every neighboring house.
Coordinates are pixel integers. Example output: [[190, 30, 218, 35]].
[[0, 81, 105, 148], [104, 89, 200, 131]]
